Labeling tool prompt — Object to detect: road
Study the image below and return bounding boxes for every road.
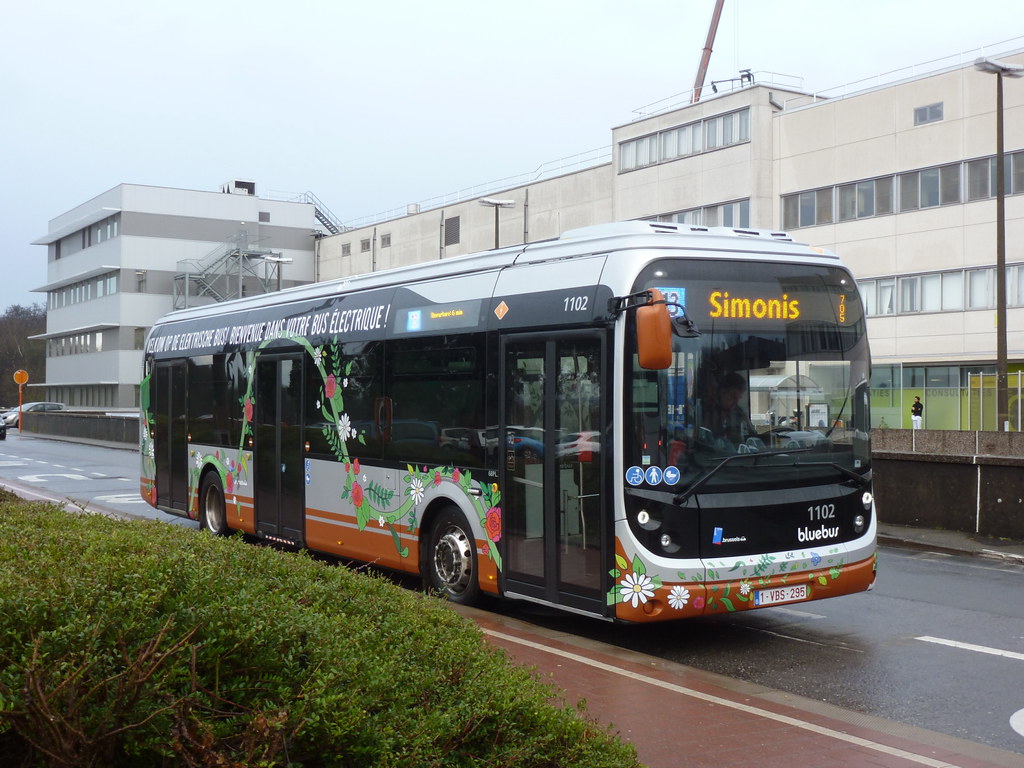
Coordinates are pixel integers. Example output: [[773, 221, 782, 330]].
[[1, 432, 1022, 757], [0, 433, 195, 526]]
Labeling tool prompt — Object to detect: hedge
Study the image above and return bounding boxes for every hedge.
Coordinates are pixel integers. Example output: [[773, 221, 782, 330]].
[[0, 492, 639, 767]]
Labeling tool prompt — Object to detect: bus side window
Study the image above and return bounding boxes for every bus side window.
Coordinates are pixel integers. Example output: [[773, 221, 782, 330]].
[[303, 342, 383, 460], [386, 334, 486, 467]]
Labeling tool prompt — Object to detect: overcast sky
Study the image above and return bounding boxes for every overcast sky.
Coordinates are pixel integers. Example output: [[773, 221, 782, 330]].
[[2, 0, 1021, 311]]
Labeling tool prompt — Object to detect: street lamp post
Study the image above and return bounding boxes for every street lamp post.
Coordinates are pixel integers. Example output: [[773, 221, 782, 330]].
[[478, 198, 516, 249], [975, 57, 1023, 432]]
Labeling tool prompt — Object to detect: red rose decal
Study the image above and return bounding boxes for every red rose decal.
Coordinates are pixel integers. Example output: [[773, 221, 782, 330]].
[[434, 470, 442, 487], [244, 398, 254, 422], [485, 507, 501, 542], [325, 374, 337, 399], [351, 481, 364, 508]]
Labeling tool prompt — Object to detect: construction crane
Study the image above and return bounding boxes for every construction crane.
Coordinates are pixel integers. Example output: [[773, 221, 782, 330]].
[[691, 0, 725, 103]]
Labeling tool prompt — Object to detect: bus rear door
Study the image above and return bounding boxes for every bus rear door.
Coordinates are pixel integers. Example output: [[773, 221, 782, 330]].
[[153, 360, 189, 512], [253, 355, 305, 545], [501, 333, 608, 615]]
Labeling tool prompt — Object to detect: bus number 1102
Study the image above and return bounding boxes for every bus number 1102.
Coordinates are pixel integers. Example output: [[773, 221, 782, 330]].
[[808, 503, 836, 521], [563, 295, 589, 312]]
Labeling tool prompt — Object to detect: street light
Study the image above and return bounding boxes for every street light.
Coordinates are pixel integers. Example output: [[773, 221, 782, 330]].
[[974, 57, 1023, 431], [478, 198, 515, 249]]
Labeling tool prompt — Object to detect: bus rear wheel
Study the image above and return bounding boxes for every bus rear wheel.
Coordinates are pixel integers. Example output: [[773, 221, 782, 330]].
[[199, 473, 229, 536], [425, 507, 480, 605]]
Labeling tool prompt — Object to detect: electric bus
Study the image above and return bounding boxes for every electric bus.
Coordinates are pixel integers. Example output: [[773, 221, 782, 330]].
[[140, 221, 876, 623]]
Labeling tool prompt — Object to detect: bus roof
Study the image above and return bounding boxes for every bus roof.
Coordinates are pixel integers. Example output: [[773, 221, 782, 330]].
[[157, 220, 839, 324]]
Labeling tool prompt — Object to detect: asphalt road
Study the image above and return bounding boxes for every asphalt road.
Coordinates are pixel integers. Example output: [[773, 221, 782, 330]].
[[2, 432, 1022, 756]]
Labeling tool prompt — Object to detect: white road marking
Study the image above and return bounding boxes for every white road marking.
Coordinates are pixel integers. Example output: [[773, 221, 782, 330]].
[[486, 629, 965, 767], [18, 472, 89, 483], [1010, 708, 1024, 739], [768, 606, 827, 620], [93, 493, 146, 505], [916, 636, 1024, 661]]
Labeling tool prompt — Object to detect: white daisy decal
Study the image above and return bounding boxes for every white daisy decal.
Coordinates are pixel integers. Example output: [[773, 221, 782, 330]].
[[619, 571, 655, 608], [668, 585, 690, 610], [312, 347, 324, 367], [408, 476, 425, 505], [336, 413, 353, 441]]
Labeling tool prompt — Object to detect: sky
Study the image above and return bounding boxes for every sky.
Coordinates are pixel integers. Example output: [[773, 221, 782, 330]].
[[2, 0, 1021, 311]]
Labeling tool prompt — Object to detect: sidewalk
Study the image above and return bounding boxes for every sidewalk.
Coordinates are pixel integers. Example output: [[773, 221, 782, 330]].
[[877, 522, 1024, 563], [456, 529, 1024, 768]]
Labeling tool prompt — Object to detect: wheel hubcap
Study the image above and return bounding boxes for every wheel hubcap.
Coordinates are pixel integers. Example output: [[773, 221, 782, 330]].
[[434, 525, 472, 593]]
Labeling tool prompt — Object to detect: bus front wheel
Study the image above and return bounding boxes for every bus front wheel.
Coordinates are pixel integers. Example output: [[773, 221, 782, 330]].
[[199, 473, 229, 536], [425, 507, 480, 605]]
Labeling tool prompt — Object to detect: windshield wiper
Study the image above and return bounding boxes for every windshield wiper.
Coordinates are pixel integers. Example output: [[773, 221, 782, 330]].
[[672, 448, 868, 505], [672, 450, 807, 505], [790, 460, 871, 488]]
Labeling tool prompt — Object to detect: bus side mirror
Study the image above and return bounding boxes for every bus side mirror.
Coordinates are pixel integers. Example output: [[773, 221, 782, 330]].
[[636, 289, 673, 370]]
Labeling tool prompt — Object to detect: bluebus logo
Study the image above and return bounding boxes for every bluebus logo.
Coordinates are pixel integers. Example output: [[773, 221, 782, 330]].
[[797, 524, 839, 543], [712, 527, 723, 545]]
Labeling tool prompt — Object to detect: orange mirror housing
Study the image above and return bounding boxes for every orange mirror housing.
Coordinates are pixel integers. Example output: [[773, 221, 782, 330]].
[[636, 288, 673, 370]]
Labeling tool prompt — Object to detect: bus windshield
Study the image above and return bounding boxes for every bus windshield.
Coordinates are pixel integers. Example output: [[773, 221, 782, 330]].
[[627, 258, 871, 494]]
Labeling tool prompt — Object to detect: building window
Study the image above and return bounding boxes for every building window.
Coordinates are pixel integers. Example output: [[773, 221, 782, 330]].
[[783, 187, 833, 229], [967, 152, 1024, 200], [619, 108, 750, 172], [901, 164, 959, 210], [660, 122, 700, 161], [913, 102, 943, 125], [444, 216, 460, 246], [704, 200, 749, 228], [877, 279, 896, 315], [967, 158, 995, 200], [941, 271, 963, 310], [967, 268, 994, 309], [380, 233, 391, 248], [341, 243, 351, 257], [1011, 265, 1024, 307], [654, 198, 749, 229], [899, 276, 920, 312], [360, 239, 371, 253]]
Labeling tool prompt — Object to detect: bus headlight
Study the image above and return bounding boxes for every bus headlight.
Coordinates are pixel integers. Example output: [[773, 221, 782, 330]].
[[637, 509, 661, 531], [861, 491, 873, 509], [853, 514, 866, 533], [660, 533, 680, 553]]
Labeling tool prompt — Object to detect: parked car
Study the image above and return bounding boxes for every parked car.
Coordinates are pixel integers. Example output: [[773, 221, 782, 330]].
[[1, 402, 66, 428], [556, 430, 601, 458]]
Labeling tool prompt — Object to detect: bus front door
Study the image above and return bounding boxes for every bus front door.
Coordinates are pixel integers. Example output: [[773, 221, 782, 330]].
[[153, 360, 189, 512], [501, 333, 607, 615], [254, 356, 305, 545]]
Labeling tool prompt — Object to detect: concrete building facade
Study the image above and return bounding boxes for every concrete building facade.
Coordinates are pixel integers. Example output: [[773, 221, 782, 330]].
[[33, 181, 320, 409], [316, 47, 1024, 430]]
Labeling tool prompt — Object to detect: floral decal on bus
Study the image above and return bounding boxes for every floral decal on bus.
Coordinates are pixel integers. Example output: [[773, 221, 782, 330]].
[[607, 542, 856, 616], [142, 331, 502, 573]]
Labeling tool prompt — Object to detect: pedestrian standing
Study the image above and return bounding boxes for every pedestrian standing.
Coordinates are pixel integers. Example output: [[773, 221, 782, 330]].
[[911, 396, 923, 429]]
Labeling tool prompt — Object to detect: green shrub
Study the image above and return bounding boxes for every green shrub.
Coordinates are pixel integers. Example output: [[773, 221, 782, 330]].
[[0, 494, 639, 768]]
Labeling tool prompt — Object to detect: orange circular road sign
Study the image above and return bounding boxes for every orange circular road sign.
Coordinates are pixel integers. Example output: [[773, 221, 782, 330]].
[[13, 370, 28, 385]]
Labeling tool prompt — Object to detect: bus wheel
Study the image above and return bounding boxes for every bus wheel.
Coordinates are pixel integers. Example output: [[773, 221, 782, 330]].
[[425, 508, 480, 605], [199, 473, 229, 536]]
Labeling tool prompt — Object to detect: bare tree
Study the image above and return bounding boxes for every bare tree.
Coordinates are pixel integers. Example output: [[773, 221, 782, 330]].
[[0, 304, 46, 407]]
